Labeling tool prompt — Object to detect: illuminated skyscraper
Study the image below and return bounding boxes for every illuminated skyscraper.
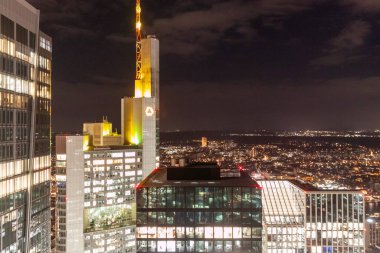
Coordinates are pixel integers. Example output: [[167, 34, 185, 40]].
[[55, 1, 161, 250], [136, 163, 263, 253], [0, 1, 52, 252], [122, 35, 159, 179], [55, 120, 143, 253]]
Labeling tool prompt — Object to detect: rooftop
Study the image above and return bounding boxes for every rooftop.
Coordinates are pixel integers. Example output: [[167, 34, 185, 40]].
[[138, 163, 261, 188], [88, 145, 141, 151], [288, 179, 319, 191], [258, 179, 363, 193]]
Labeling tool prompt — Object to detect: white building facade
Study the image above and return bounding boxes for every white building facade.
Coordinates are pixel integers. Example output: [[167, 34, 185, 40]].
[[260, 180, 365, 253], [55, 135, 143, 253]]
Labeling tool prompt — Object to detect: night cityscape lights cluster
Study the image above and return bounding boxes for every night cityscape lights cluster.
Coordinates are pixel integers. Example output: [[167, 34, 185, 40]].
[[0, 0, 379, 253], [161, 133, 380, 202]]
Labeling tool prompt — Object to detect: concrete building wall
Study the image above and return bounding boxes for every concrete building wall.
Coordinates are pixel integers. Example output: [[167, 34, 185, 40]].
[[0, 0, 39, 32], [142, 97, 157, 178], [142, 36, 160, 163], [65, 136, 85, 253], [56, 136, 84, 253]]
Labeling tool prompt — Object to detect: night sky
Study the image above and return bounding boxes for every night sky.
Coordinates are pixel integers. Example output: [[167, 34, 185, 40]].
[[28, 0, 380, 132]]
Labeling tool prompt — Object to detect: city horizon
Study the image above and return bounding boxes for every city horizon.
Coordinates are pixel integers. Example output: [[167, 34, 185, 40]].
[[0, 0, 378, 252]]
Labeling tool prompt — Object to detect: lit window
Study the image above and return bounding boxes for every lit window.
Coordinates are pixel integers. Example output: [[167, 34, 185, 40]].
[[157, 241, 166, 252], [205, 227, 213, 238], [125, 152, 135, 157], [214, 227, 223, 238], [224, 227, 233, 238]]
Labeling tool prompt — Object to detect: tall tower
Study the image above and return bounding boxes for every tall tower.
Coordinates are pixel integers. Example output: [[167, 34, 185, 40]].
[[121, 1, 159, 179], [0, 1, 52, 252]]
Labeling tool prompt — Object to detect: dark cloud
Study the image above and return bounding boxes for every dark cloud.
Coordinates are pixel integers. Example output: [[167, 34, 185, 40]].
[[311, 20, 371, 66], [345, 0, 380, 12], [146, 0, 317, 55], [330, 20, 371, 50], [25, 0, 380, 132], [106, 34, 135, 44], [29, 0, 130, 39]]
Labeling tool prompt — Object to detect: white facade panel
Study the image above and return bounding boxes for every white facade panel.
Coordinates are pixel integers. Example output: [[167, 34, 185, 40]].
[[0, 0, 39, 32], [63, 136, 85, 253], [142, 97, 156, 178], [259, 180, 366, 253]]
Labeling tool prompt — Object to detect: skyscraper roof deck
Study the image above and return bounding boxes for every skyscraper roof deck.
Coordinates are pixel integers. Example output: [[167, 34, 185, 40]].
[[288, 179, 365, 193], [138, 162, 262, 188]]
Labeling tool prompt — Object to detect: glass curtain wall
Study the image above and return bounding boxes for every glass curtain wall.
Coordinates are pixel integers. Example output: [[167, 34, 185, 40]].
[[137, 186, 262, 253]]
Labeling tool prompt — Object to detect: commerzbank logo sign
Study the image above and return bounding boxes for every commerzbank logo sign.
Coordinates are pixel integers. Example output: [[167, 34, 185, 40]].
[[145, 106, 154, 117]]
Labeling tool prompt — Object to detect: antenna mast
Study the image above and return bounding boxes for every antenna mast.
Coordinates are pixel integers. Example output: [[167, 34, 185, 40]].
[[136, 0, 142, 80]]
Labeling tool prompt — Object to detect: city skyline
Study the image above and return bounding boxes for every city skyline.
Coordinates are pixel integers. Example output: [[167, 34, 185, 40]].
[[0, 0, 377, 252], [27, 0, 380, 132]]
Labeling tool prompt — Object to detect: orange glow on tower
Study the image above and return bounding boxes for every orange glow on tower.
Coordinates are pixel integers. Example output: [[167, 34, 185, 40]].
[[136, 0, 142, 82]]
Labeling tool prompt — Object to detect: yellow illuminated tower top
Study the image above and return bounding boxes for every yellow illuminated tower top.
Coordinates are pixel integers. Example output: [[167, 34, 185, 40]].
[[136, 0, 142, 81], [135, 0, 147, 98], [122, 0, 159, 177], [135, 0, 155, 98]]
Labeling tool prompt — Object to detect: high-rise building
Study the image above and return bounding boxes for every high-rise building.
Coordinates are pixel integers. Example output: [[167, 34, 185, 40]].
[[55, 135, 84, 253], [251, 147, 256, 158], [55, 121, 144, 253], [260, 180, 366, 253], [201, 137, 207, 148], [366, 216, 380, 251], [55, 1, 161, 250], [0, 1, 52, 252], [136, 162, 263, 253], [122, 35, 159, 179]]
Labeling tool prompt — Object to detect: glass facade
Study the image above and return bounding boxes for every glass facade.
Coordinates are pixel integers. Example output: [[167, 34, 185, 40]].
[[136, 185, 262, 252], [0, 1, 52, 252], [306, 192, 365, 253], [83, 149, 142, 253], [260, 181, 365, 253], [366, 217, 380, 250]]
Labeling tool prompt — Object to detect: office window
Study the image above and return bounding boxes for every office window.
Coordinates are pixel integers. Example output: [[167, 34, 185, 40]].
[[1, 15, 14, 39], [29, 32, 36, 49], [16, 24, 28, 46]]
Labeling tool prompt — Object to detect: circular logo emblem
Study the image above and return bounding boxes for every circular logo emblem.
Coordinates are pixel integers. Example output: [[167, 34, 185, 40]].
[[145, 106, 154, 117]]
